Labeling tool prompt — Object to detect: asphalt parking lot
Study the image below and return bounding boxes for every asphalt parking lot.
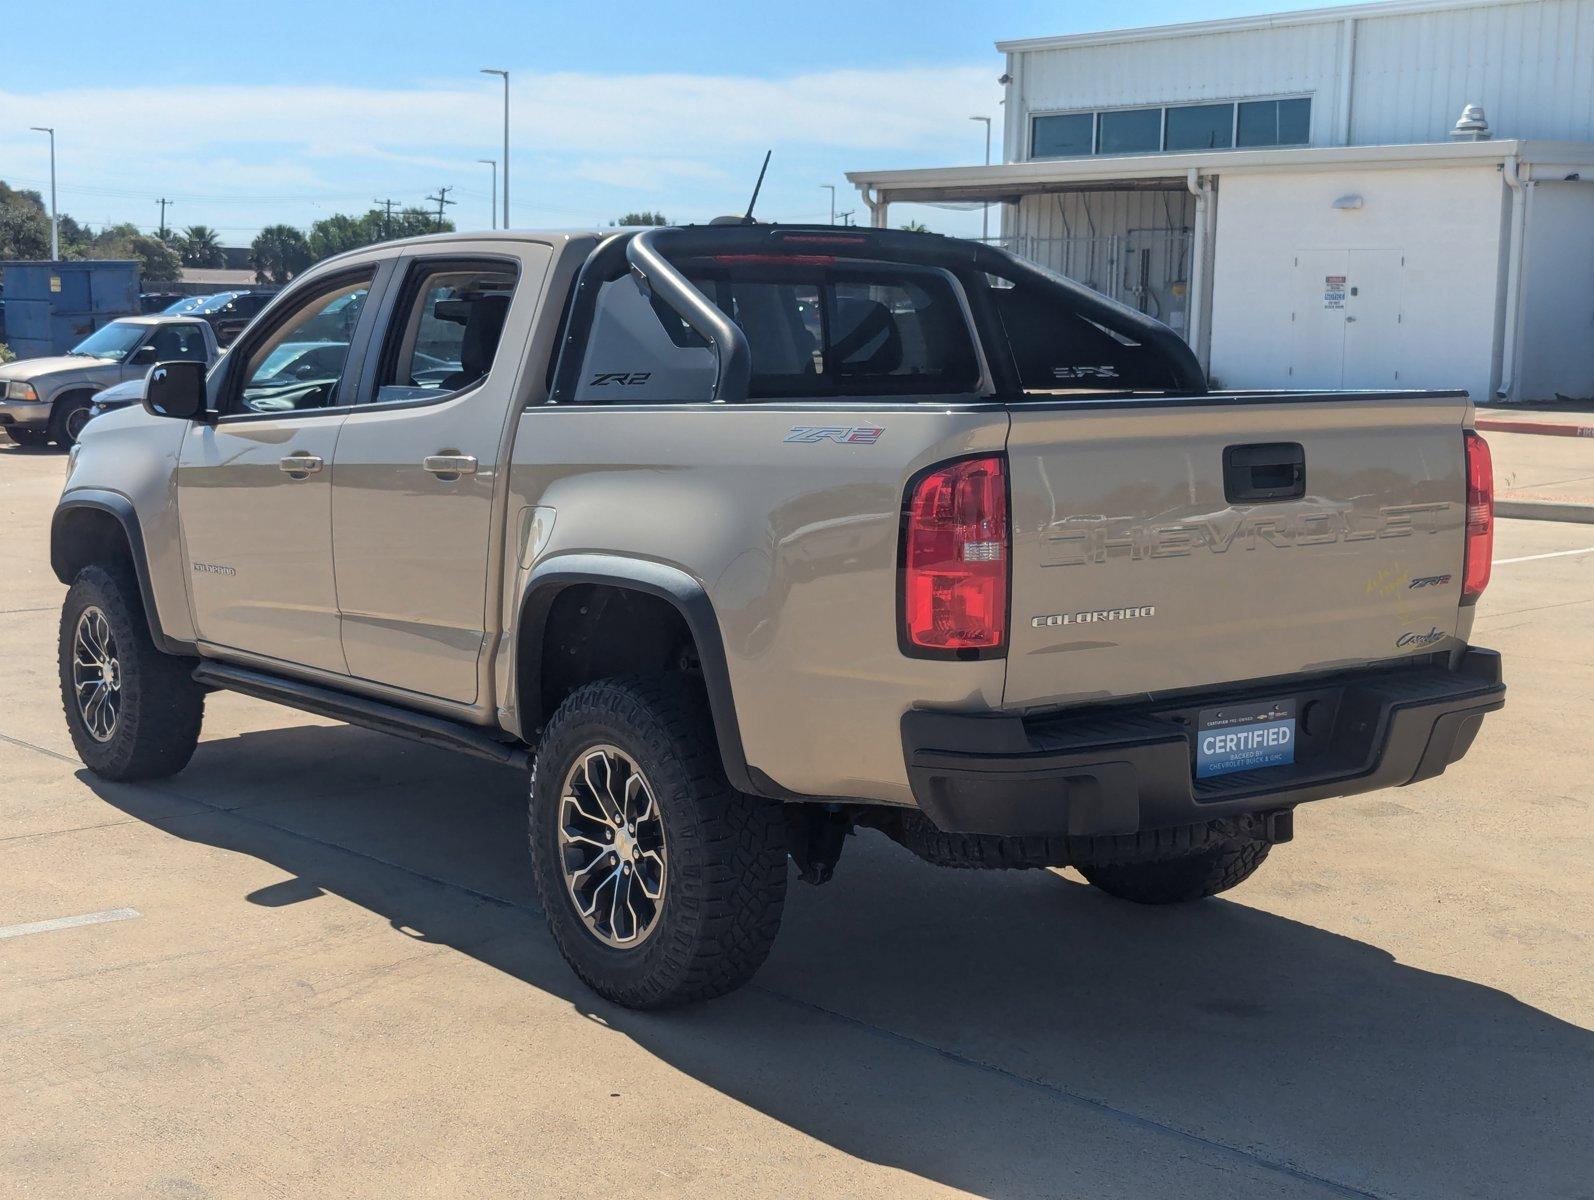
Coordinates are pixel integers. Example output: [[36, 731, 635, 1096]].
[[2, 437, 1590, 1200]]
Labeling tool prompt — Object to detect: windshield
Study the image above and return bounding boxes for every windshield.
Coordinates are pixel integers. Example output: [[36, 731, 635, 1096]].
[[188, 292, 243, 314], [162, 296, 206, 314], [68, 321, 147, 361]]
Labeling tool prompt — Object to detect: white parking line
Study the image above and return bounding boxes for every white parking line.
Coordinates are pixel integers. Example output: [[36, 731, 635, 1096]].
[[1494, 546, 1594, 566], [0, 907, 141, 941]]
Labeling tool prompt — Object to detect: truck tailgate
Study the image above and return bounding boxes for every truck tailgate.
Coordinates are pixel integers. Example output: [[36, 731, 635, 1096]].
[[1003, 392, 1471, 710]]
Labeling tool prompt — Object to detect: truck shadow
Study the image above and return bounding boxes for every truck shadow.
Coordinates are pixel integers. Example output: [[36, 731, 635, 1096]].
[[85, 720, 1592, 1200]]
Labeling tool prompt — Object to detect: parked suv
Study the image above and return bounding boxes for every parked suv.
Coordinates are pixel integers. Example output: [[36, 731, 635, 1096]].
[[51, 226, 1505, 1007]]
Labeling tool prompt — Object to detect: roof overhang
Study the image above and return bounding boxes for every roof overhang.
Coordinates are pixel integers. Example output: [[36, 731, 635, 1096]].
[[847, 140, 1594, 204]]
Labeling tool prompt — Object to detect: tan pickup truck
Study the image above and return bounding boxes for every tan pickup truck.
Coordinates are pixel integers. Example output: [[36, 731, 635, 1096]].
[[50, 225, 1505, 1007]]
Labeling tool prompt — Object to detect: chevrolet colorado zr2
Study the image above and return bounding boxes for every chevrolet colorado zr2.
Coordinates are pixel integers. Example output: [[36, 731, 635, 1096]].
[[50, 225, 1505, 1008]]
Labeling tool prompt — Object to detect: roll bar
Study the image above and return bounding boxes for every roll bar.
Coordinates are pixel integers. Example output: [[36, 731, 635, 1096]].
[[546, 224, 1206, 404], [626, 228, 752, 403]]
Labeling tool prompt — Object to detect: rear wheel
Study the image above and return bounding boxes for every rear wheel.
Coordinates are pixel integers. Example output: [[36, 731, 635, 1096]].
[[5, 428, 51, 448], [529, 675, 788, 1009], [1080, 838, 1271, 904], [58, 564, 205, 780]]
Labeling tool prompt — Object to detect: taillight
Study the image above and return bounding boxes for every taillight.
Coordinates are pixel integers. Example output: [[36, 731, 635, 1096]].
[[1462, 430, 1493, 603], [900, 455, 1009, 657]]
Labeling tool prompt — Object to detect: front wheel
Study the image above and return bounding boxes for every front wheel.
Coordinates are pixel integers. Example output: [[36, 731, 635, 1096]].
[[1080, 838, 1271, 905], [49, 394, 96, 447], [529, 675, 788, 1009], [58, 564, 205, 780]]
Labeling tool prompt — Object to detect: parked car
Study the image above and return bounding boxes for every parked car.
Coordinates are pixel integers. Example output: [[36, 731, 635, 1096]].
[[139, 292, 187, 314], [185, 290, 275, 346], [51, 226, 1505, 1009], [161, 295, 211, 315], [0, 316, 219, 447]]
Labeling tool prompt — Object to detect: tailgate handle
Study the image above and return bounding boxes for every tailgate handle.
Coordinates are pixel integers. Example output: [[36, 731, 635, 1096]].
[[1224, 443, 1305, 503]]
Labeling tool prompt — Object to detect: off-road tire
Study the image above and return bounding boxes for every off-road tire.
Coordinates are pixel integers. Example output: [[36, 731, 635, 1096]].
[[528, 674, 788, 1009], [58, 564, 205, 780], [5, 428, 52, 448], [1079, 838, 1271, 904], [48, 392, 96, 448]]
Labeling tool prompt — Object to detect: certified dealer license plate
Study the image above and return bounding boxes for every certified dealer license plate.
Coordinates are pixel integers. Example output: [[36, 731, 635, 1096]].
[[1196, 699, 1297, 779]]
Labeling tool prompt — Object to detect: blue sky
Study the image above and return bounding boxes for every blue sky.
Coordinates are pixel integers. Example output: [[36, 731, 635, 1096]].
[[3, 0, 1333, 244]]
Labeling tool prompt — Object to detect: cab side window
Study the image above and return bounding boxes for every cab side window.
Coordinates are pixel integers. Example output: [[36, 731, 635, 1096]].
[[231, 275, 372, 414], [373, 263, 518, 404]]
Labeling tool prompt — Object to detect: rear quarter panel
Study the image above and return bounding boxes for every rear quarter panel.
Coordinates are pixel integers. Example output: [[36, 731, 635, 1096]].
[[504, 403, 1007, 804]]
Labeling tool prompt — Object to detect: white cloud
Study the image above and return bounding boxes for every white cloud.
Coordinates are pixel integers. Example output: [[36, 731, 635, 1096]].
[[0, 65, 998, 234]]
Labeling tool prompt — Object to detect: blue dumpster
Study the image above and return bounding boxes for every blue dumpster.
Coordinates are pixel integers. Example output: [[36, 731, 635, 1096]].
[[0, 260, 141, 359]]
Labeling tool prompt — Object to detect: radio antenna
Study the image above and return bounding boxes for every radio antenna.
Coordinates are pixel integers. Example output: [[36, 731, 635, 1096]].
[[742, 150, 772, 223]]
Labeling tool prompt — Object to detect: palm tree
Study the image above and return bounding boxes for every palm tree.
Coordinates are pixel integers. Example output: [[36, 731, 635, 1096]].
[[177, 224, 225, 269], [250, 224, 312, 285]]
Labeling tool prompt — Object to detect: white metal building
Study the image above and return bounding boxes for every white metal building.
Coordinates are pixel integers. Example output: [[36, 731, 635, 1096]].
[[847, 0, 1594, 402]]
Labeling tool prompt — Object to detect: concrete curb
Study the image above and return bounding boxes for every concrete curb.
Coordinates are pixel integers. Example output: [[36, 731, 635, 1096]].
[[1475, 418, 1594, 439], [1496, 499, 1594, 525]]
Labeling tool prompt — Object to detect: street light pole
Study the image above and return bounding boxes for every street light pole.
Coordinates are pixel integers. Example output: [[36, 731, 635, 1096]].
[[821, 184, 836, 225], [30, 126, 58, 259], [970, 116, 992, 243], [481, 69, 509, 228], [478, 159, 498, 230]]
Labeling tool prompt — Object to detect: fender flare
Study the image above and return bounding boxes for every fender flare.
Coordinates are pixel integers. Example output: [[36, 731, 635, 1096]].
[[517, 554, 761, 796], [51, 490, 189, 656]]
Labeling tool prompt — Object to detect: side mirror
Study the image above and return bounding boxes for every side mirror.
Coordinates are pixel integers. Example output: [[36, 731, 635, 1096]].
[[130, 343, 158, 365], [143, 360, 208, 420]]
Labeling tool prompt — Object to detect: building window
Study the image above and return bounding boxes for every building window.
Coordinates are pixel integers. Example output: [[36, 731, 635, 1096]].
[[1237, 97, 1312, 146], [1031, 96, 1310, 159], [1097, 107, 1162, 154], [1030, 112, 1095, 158], [1165, 103, 1235, 150]]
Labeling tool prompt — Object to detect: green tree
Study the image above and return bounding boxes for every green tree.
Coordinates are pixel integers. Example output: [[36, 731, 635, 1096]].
[[0, 182, 51, 259], [898, 220, 929, 232], [250, 224, 313, 284], [612, 210, 670, 226], [396, 206, 452, 238], [307, 212, 383, 261], [176, 224, 226, 269]]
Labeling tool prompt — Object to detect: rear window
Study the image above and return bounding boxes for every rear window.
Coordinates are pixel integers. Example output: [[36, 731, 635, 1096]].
[[572, 261, 980, 403]]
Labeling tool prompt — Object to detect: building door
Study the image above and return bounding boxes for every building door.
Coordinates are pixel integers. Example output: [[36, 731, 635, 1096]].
[[1341, 249, 1404, 388], [1291, 249, 1404, 388]]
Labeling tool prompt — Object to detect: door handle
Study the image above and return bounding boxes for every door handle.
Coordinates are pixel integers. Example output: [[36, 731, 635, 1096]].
[[279, 453, 323, 475], [423, 455, 477, 478]]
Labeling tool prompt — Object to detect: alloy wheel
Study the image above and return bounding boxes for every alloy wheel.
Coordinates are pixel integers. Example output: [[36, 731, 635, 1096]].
[[558, 745, 668, 948], [72, 605, 121, 742]]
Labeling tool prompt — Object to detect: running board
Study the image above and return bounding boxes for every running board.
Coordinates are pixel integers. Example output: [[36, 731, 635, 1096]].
[[192, 661, 529, 769]]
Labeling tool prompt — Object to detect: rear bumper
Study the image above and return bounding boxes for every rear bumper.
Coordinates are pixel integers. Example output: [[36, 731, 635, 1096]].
[[903, 648, 1505, 838]]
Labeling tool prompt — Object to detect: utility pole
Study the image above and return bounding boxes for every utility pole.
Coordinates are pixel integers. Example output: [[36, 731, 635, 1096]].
[[426, 187, 456, 232], [970, 115, 992, 242], [373, 198, 398, 240], [477, 159, 498, 230], [480, 69, 509, 227], [821, 183, 836, 225], [29, 127, 58, 259], [837, 210, 855, 227], [156, 198, 174, 241]]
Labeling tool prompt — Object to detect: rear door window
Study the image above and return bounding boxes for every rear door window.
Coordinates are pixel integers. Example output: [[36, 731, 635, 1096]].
[[373, 262, 519, 403], [573, 260, 980, 402]]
